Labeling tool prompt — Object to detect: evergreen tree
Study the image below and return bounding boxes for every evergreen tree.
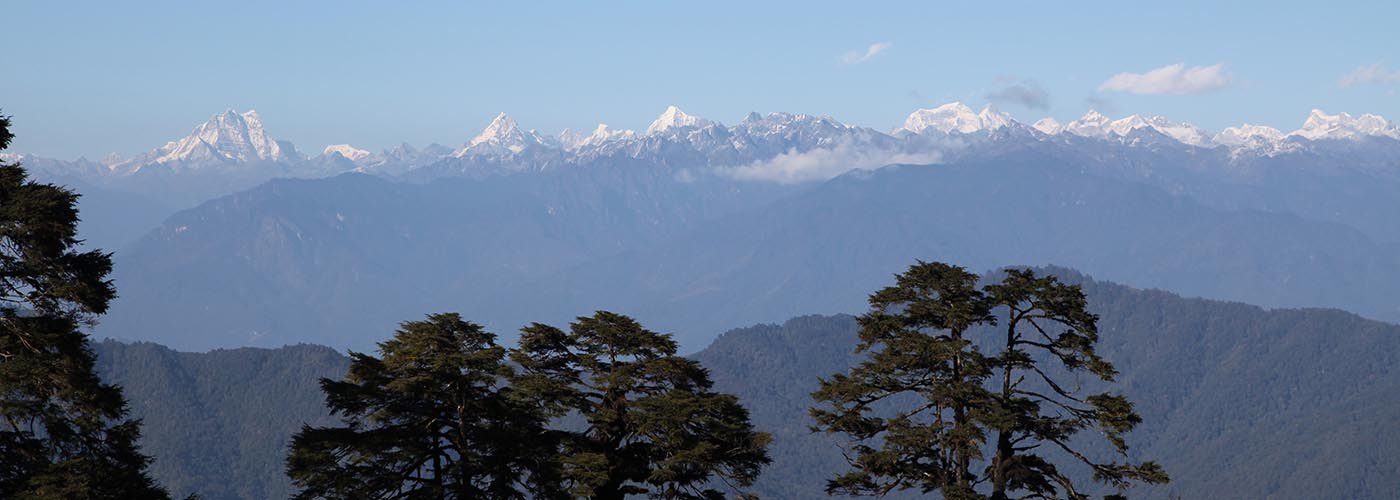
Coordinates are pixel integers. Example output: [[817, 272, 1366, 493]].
[[811, 261, 1166, 499], [286, 313, 557, 499], [0, 112, 171, 499], [512, 311, 771, 499], [981, 269, 1166, 499]]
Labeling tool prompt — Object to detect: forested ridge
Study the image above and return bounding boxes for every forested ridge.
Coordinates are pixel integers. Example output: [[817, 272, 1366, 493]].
[[94, 269, 1400, 499]]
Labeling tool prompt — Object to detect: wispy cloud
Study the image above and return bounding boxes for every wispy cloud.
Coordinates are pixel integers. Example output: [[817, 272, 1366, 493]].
[[1084, 95, 1116, 114], [839, 42, 892, 65], [1098, 63, 1231, 95], [1338, 62, 1400, 88], [986, 79, 1050, 110]]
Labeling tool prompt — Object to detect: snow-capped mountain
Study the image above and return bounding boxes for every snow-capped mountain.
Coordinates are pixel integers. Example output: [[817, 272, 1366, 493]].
[[1064, 110, 1113, 138], [1032, 118, 1064, 135], [1213, 124, 1290, 152], [1291, 109, 1400, 141], [453, 113, 556, 158], [1050, 111, 1213, 146], [20, 103, 1400, 192], [647, 106, 714, 135], [899, 102, 1015, 135], [562, 124, 636, 151], [143, 110, 296, 168], [323, 144, 372, 162]]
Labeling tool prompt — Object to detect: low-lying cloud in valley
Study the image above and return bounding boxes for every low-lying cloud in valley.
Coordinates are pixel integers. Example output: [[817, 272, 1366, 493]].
[[720, 142, 941, 184]]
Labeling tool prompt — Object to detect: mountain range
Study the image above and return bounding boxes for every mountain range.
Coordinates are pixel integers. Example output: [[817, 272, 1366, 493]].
[[8, 103, 1399, 350]]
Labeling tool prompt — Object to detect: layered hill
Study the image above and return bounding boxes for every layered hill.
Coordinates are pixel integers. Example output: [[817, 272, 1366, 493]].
[[95, 271, 1400, 499]]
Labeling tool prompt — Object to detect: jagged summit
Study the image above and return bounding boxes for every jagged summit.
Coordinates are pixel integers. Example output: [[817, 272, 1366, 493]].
[[453, 112, 556, 158], [323, 144, 372, 161], [467, 113, 524, 148], [1064, 110, 1112, 137], [647, 106, 713, 134], [153, 109, 289, 164], [1032, 117, 1064, 135], [898, 102, 1018, 135], [1292, 109, 1400, 141]]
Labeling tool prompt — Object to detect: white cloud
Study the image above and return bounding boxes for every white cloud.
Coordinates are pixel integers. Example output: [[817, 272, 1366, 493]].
[[1338, 63, 1400, 88], [839, 42, 892, 65], [720, 143, 940, 184], [1098, 63, 1231, 95]]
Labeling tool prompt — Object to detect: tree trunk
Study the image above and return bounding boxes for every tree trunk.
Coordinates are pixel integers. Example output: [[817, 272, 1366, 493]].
[[990, 322, 1017, 500]]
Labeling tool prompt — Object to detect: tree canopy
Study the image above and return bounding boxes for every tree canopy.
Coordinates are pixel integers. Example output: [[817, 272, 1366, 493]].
[[286, 313, 555, 499], [0, 111, 170, 498], [812, 261, 1166, 499], [512, 311, 771, 499]]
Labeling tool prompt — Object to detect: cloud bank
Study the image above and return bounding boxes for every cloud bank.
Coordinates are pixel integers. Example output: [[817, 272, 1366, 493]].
[[839, 42, 892, 65], [987, 79, 1051, 110], [720, 143, 941, 184], [1338, 63, 1400, 88], [1099, 63, 1230, 95]]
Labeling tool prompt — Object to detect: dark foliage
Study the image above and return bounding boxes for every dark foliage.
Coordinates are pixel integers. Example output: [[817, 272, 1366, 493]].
[[285, 313, 555, 499], [0, 112, 169, 499], [811, 262, 1165, 498], [512, 311, 772, 499]]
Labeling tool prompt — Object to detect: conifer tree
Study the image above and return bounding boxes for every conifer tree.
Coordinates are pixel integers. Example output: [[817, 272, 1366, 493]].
[[512, 311, 771, 499], [0, 112, 171, 498], [286, 313, 557, 499], [812, 261, 1167, 499]]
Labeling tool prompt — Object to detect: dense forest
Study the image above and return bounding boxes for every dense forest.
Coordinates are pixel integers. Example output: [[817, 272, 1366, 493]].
[[94, 342, 349, 499], [91, 269, 1400, 499]]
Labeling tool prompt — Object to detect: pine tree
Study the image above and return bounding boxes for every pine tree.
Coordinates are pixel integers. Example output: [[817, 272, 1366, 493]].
[[512, 311, 771, 499], [286, 313, 557, 499], [0, 112, 170, 499], [811, 261, 1167, 499]]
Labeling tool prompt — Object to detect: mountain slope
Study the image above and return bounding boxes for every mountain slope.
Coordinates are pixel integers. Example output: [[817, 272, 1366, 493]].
[[100, 145, 1400, 351], [534, 150, 1400, 347], [695, 271, 1400, 499], [94, 341, 348, 500], [103, 170, 792, 350]]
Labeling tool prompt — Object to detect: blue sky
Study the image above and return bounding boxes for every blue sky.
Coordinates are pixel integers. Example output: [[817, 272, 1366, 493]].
[[5, 0, 1398, 158]]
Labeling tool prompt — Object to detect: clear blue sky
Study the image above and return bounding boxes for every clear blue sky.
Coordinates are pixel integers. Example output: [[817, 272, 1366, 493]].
[[5, 0, 1398, 159]]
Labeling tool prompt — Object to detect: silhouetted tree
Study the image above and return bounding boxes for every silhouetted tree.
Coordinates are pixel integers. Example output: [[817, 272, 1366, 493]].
[[981, 269, 1166, 499], [512, 311, 771, 499], [812, 261, 1166, 499], [810, 261, 993, 498], [286, 313, 557, 499], [0, 112, 171, 498]]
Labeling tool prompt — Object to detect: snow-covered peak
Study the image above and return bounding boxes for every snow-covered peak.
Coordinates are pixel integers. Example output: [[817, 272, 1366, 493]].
[[1065, 110, 1113, 137], [1214, 124, 1285, 147], [976, 105, 1015, 131], [647, 106, 713, 134], [1032, 118, 1064, 135], [901, 102, 982, 134], [1064, 111, 1211, 146], [1292, 109, 1400, 141], [1146, 116, 1213, 146], [468, 113, 525, 148], [568, 123, 635, 150], [1106, 115, 1152, 136], [323, 144, 372, 161], [451, 112, 561, 158], [155, 109, 288, 164]]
